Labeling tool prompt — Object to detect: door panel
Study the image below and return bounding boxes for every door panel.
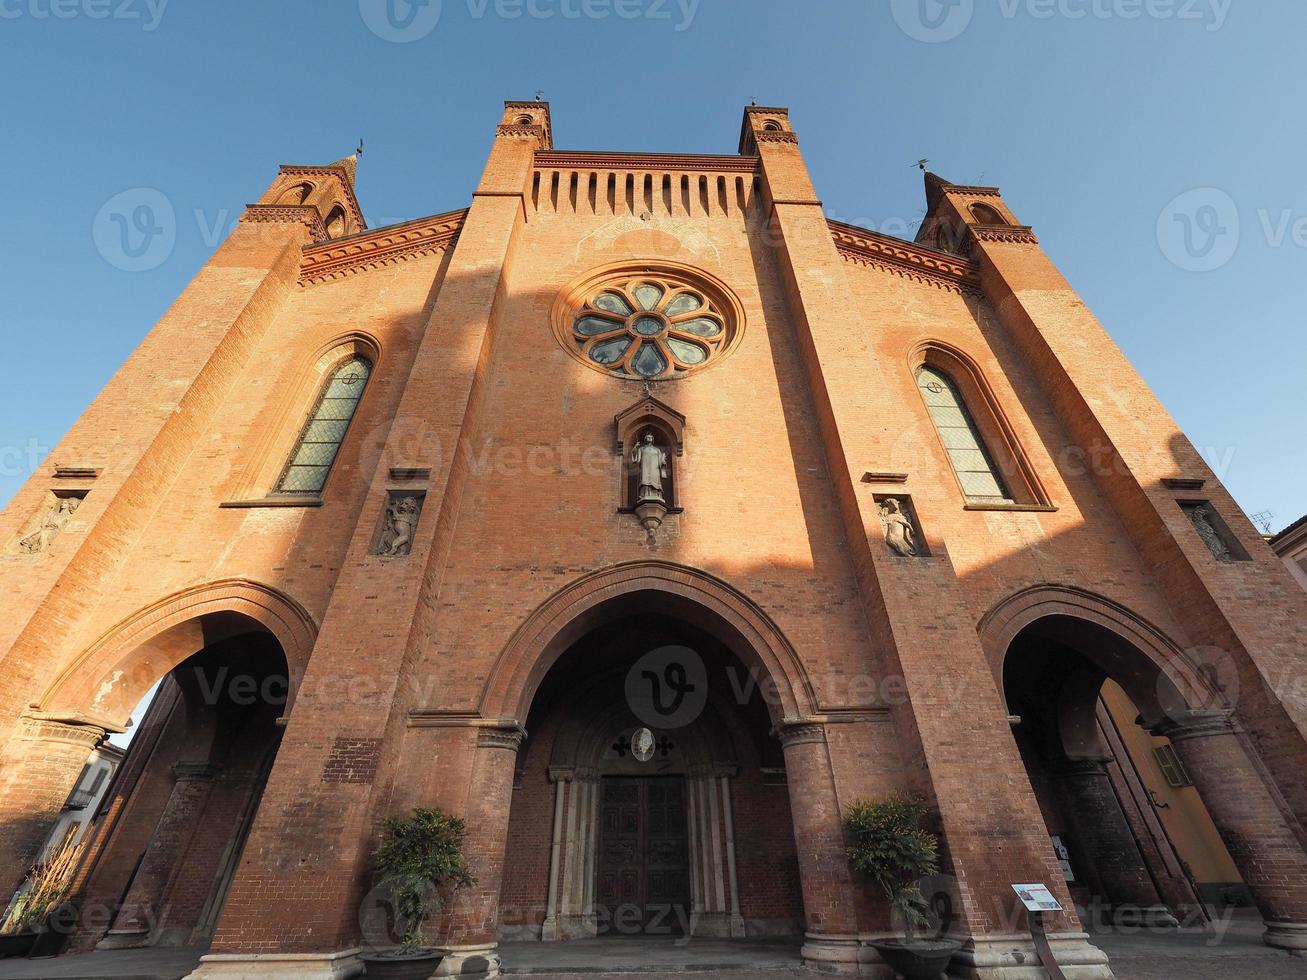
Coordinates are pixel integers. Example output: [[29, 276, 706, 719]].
[[596, 776, 690, 935]]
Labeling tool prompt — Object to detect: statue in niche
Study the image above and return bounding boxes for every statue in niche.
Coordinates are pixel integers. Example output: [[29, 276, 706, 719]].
[[878, 497, 919, 558], [630, 431, 670, 504], [1187, 504, 1233, 562], [378, 496, 421, 557], [18, 496, 81, 555]]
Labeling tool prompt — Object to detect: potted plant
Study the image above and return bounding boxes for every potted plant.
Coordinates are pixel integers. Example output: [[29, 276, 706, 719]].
[[845, 796, 960, 980], [362, 808, 475, 980], [0, 838, 82, 958]]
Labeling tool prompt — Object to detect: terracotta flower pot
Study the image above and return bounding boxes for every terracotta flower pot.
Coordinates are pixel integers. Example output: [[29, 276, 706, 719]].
[[361, 949, 442, 980], [869, 938, 963, 980]]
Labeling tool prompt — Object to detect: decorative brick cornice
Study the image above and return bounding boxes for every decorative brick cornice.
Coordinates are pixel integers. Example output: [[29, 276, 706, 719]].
[[497, 124, 547, 141], [299, 209, 467, 285], [241, 204, 328, 241], [970, 224, 1039, 246], [754, 131, 798, 145], [830, 220, 982, 294], [534, 151, 759, 174], [944, 182, 1003, 198]]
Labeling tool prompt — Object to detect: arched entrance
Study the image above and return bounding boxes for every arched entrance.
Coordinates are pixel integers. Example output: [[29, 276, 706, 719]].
[[498, 610, 802, 943], [433, 562, 860, 977], [0, 581, 313, 954], [984, 587, 1307, 954]]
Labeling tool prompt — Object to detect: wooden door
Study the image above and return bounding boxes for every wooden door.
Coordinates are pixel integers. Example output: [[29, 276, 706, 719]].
[[596, 776, 689, 934]]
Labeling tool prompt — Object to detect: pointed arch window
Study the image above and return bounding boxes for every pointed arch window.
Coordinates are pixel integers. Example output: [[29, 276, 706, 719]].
[[275, 356, 371, 495], [917, 365, 1013, 504], [324, 205, 348, 239]]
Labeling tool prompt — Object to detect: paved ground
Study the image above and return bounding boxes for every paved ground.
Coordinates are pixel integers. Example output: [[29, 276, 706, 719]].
[[0, 918, 1301, 978]]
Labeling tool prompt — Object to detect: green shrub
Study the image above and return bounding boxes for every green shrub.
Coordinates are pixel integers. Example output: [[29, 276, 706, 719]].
[[844, 795, 940, 939], [372, 808, 476, 951]]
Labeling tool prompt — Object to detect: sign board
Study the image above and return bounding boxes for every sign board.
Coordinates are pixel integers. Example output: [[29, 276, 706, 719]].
[[1012, 884, 1063, 913]]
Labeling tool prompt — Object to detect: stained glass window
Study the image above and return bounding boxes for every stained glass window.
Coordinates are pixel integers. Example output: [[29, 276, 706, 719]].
[[276, 356, 371, 495], [917, 366, 1013, 504], [570, 274, 727, 379]]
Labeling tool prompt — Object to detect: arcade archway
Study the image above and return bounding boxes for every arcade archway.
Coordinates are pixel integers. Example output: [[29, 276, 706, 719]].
[[0, 582, 312, 954], [987, 590, 1307, 953]]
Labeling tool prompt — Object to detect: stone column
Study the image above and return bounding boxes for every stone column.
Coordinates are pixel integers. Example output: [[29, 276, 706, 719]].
[[1053, 759, 1173, 925], [1153, 711, 1307, 954], [540, 769, 568, 941], [436, 725, 525, 979], [99, 762, 220, 949], [0, 716, 106, 897], [719, 772, 746, 938], [776, 722, 861, 972]]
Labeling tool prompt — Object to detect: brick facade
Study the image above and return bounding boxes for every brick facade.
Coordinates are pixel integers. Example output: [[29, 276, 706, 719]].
[[1, 102, 1306, 978]]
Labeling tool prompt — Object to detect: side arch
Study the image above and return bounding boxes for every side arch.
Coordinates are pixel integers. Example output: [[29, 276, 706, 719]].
[[37, 579, 318, 729], [480, 561, 817, 725], [979, 584, 1225, 726]]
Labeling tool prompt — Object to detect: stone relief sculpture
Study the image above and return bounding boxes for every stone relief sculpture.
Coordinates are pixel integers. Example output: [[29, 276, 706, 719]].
[[377, 495, 421, 557], [1186, 503, 1234, 562], [878, 497, 919, 558], [631, 431, 669, 504], [18, 496, 82, 554]]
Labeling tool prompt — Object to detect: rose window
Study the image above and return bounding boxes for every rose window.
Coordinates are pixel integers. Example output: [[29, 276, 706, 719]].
[[570, 275, 730, 379]]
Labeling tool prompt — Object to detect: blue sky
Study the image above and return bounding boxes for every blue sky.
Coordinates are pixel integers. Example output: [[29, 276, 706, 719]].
[[1, 0, 1303, 531]]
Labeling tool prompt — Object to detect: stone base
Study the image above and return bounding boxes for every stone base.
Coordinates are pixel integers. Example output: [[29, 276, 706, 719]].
[[434, 944, 501, 978], [951, 932, 1114, 979], [1107, 905, 1179, 929], [96, 928, 151, 950], [183, 947, 363, 980], [1264, 921, 1307, 954], [800, 934, 872, 975]]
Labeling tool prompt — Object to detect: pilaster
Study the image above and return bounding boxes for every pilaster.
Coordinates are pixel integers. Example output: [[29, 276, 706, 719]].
[[200, 104, 549, 962], [951, 176, 1307, 825], [747, 108, 1090, 961]]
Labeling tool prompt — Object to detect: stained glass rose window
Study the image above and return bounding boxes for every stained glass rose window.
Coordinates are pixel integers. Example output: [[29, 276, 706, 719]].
[[568, 273, 733, 379]]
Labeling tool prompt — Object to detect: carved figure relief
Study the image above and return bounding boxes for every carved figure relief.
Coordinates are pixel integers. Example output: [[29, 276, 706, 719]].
[[375, 493, 423, 557], [1183, 502, 1236, 562], [17, 495, 82, 554], [878, 496, 920, 558]]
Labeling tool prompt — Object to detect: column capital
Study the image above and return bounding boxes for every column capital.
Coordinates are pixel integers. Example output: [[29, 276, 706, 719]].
[[15, 712, 108, 749], [1052, 757, 1113, 779], [774, 719, 826, 747], [172, 761, 221, 781], [1149, 709, 1238, 742], [476, 723, 526, 753]]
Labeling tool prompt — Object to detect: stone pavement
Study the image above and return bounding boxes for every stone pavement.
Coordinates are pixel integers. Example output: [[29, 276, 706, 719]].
[[0, 920, 1302, 979]]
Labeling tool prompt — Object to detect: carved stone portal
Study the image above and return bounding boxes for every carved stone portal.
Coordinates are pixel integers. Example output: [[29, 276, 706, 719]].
[[876, 495, 925, 558], [373, 491, 424, 557], [15, 493, 85, 555]]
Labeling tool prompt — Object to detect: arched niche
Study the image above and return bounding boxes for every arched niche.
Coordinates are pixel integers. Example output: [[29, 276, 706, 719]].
[[615, 396, 685, 511]]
